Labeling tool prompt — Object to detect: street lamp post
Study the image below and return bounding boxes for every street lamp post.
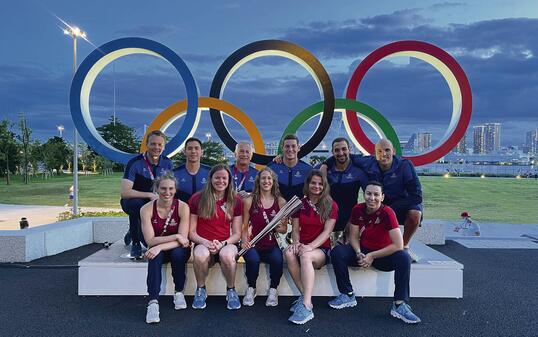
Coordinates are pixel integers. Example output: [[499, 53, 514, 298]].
[[64, 26, 86, 216]]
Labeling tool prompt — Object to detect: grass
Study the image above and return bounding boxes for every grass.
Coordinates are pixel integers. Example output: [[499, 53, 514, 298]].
[[1, 173, 537, 223]]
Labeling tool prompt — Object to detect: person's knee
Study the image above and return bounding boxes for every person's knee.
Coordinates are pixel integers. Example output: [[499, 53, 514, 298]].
[[193, 246, 210, 262], [299, 252, 315, 264], [406, 210, 421, 226], [219, 249, 236, 266], [394, 250, 412, 267]]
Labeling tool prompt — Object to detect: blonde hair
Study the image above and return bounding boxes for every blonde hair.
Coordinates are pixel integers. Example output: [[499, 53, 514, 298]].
[[152, 170, 176, 192], [198, 164, 237, 220], [303, 169, 333, 222]]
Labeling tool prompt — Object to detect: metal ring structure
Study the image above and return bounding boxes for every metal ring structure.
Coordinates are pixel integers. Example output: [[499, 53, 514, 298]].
[[70, 37, 199, 164], [279, 98, 402, 155], [344, 40, 472, 166], [140, 97, 266, 159], [209, 40, 335, 165]]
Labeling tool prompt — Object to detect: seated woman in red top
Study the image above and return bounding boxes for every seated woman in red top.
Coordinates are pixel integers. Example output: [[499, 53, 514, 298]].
[[240, 168, 287, 307], [284, 169, 338, 324], [188, 164, 243, 310], [328, 181, 421, 324], [140, 171, 191, 324]]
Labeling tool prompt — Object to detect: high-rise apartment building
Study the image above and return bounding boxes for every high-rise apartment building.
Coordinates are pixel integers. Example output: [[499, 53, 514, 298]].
[[473, 125, 487, 154], [484, 123, 501, 153], [527, 129, 538, 154], [417, 132, 432, 152]]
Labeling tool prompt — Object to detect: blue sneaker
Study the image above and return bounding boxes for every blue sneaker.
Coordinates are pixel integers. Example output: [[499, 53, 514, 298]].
[[328, 293, 357, 309], [130, 243, 142, 260], [192, 287, 207, 309], [391, 302, 421, 324], [290, 295, 303, 312], [226, 288, 241, 310], [288, 302, 314, 324]]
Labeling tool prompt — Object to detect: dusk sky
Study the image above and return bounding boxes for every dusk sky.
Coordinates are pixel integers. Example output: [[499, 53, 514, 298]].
[[1, 0, 537, 156]]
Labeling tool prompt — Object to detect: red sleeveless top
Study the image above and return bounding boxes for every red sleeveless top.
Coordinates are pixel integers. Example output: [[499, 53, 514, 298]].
[[151, 199, 181, 237], [249, 198, 280, 250]]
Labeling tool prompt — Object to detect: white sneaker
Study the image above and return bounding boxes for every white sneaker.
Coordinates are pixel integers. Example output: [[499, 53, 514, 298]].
[[266, 287, 278, 307], [173, 291, 187, 310], [243, 287, 256, 306], [146, 300, 160, 324]]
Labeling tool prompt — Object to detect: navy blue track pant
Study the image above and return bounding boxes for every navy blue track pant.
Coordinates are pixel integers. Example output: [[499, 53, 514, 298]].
[[330, 244, 411, 302]]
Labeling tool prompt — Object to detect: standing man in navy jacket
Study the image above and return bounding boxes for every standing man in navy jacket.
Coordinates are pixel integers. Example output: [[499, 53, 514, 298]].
[[267, 134, 312, 201], [173, 137, 211, 203], [318, 137, 368, 246], [229, 141, 258, 197], [121, 130, 173, 259]]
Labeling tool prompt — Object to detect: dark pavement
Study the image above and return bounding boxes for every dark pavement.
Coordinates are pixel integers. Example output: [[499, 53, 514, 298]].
[[0, 241, 536, 337]]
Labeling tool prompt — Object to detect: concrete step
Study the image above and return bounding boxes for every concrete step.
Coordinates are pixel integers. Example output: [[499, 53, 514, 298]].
[[78, 240, 463, 298]]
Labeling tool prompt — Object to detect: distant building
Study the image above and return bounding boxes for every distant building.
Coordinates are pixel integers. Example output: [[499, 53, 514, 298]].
[[454, 133, 467, 153], [404, 133, 417, 153], [417, 132, 432, 152], [473, 123, 501, 154], [526, 129, 538, 154], [485, 123, 501, 153], [264, 141, 279, 155], [473, 125, 487, 154]]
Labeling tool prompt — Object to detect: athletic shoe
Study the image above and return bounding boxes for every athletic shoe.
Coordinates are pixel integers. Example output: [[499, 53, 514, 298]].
[[173, 291, 187, 310], [288, 302, 314, 324], [123, 230, 131, 246], [146, 300, 160, 324], [243, 287, 256, 306], [290, 295, 303, 312], [404, 247, 419, 263], [130, 243, 142, 260], [390, 302, 421, 324], [328, 293, 357, 309], [192, 287, 207, 309], [266, 288, 278, 307], [226, 288, 241, 310]]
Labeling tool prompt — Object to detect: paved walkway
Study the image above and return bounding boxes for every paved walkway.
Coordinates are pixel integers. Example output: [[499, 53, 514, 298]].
[[0, 204, 122, 230]]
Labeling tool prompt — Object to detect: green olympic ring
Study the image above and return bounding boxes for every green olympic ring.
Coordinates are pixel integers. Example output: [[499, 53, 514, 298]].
[[278, 98, 402, 155]]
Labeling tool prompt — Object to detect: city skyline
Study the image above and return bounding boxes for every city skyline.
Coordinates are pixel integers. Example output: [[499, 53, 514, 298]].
[[1, 1, 538, 156]]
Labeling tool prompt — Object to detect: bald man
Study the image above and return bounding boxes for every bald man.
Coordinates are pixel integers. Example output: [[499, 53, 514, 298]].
[[323, 139, 423, 261]]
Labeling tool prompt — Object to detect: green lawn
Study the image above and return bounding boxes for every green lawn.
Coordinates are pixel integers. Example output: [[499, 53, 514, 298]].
[[1, 174, 537, 223]]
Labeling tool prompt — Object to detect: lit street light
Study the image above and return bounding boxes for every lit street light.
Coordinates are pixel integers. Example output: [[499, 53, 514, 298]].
[[57, 125, 64, 138], [64, 25, 86, 216]]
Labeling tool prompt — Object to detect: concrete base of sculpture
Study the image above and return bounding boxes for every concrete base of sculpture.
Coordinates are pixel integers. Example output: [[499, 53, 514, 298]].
[[78, 240, 463, 298]]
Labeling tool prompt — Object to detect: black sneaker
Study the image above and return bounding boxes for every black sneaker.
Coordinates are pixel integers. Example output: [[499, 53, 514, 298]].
[[124, 230, 131, 246]]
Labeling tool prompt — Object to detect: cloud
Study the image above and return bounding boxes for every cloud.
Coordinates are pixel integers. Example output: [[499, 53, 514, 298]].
[[428, 2, 466, 11]]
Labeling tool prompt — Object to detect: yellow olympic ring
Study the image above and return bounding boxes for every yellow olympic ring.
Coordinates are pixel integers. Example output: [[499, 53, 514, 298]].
[[140, 97, 266, 169]]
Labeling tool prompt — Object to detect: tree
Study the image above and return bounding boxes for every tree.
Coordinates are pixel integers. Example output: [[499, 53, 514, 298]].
[[17, 114, 31, 184], [0, 119, 20, 184], [96, 116, 140, 154], [42, 136, 72, 174], [28, 140, 43, 176], [172, 140, 228, 167], [309, 155, 327, 167]]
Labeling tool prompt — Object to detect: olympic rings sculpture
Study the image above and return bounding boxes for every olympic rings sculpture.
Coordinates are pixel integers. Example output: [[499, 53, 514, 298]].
[[70, 37, 472, 166]]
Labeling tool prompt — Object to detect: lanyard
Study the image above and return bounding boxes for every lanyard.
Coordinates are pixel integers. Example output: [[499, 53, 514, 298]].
[[160, 201, 176, 236], [233, 166, 249, 191], [144, 154, 157, 181], [260, 200, 276, 241]]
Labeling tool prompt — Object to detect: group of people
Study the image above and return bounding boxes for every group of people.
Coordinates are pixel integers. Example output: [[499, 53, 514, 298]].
[[121, 131, 423, 325]]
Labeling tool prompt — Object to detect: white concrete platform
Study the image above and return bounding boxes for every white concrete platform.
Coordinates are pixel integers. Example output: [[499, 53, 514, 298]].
[[0, 217, 128, 262], [78, 240, 463, 298]]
